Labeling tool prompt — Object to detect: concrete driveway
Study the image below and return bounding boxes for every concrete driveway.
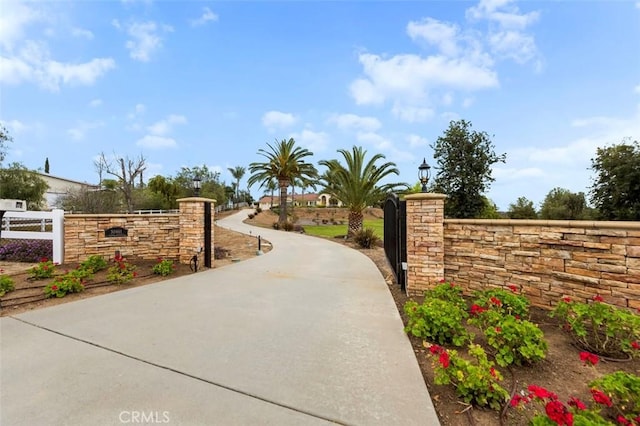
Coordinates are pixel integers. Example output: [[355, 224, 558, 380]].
[[1, 210, 438, 425]]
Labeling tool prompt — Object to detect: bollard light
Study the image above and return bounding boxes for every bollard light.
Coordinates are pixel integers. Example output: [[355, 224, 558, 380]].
[[418, 158, 431, 193]]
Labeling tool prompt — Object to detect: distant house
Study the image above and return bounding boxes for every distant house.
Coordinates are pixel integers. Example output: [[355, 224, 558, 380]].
[[257, 193, 342, 210], [35, 172, 99, 209]]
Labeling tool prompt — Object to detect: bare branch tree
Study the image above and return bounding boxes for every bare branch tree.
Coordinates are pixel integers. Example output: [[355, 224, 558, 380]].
[[99, 152, 147, 213]]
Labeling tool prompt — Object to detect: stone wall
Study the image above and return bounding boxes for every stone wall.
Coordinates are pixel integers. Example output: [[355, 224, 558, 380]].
[[64, 214, 180, 262], [443, 220, 640, 310], [405, 194, 640, 311]]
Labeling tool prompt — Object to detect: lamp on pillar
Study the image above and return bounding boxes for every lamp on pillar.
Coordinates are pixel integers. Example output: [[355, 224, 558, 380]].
[[418, 158, 431, 193], [193, 175, 202, 197]]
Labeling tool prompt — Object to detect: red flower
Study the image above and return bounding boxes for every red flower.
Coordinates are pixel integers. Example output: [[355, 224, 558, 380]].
[[528, 385, 558, 401], [617, 415, 631, 426], [508, 284, 518, 293], [438, 351, 450, 368], [429, 345, 443, 355], [545, 400, 573, 426], [470, 304, 486, 316], [562, 297, 571, 303], [0, 269, 4, 273], [591, 389, 613, 407], [489, 367, 497, 378], [133, 272, 138, 278], [490, 296, 502, 306], [515, 314, 521, 320], [51, 285, 58, 291], [450, 282, 456, 288], [631, 341, 640, 350], [567, 397, 586, 411], [439, 278, 446, 283], [510, 394, 530, 407], [43, 265, 48, 270], [495, 327, 502, 333], [119, 263, 126, 270], [579, 351, 599, 365], [593, 294, 604, 302], [40, 257, 48, 262]]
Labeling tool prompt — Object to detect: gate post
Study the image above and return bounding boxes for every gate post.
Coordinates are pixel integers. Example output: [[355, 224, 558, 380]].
[[404, 193, 447, 296], [177, 197, 216, 267]]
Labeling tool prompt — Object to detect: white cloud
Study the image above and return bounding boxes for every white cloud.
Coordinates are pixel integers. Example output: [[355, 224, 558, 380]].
[[328, 113, 381, 132], [147, 114, 187, 136], [356, 132, 415, 163], [462, 97, 475, 108], [67, 121, 104, 141], [488, 30, 537, 64], [191, 7, 218, 27], [407, 134, 429, 148], [407, 18, 460, 57], [0, 1, 46, 51], [291, 129, 329, 152], [442, 93, 454, 106], [493, 166, 546, 180], [71, 27, 94, 40], [114, 20, 173, 62], [89, 98, 103, 107], [391, 104, 434, 123], [262, 111, 297, 130], [634, 84, 640, 95], [136, 135, 177, 149], [0, 41, 115, 91], [0, 119, 27, 134], [466, 0, 540, 30]]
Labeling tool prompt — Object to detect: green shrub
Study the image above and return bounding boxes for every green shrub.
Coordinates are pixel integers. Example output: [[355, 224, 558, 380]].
[[472, 287, 530, 318], [272, 222, 280, 230], [589, 371, 640, 422], [353, 228, 380, 249], [469, 309, 548, 367], [44, 275, 85, 298], [427, 281, 467, 311], [550, 296, 640, 358], [0, 275, 15, 296], [107, 253, 137, 284], [248, 213, 255, 219], [152, 258, 175, 276], [404, 298, 471, 346], [29, 258, 56, 280], [429, 343, 509, 410], [282, 221, 294, 232], [78, 255, 108, 273], [256, 207, 262, 213]]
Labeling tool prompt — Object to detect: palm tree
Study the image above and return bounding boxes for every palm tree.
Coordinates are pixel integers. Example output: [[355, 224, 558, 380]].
[[262, 178, 278, 208], [227, 166, 246, 206], [248, 138, 318, 225], [319, 146, 407, 237]]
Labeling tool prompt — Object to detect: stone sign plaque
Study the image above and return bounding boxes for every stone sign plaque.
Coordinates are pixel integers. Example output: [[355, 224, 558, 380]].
[[104, 227, 128, 238]]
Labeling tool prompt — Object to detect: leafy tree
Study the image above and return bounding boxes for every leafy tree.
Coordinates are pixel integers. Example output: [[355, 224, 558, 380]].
[[0, 162, 48, 210], [589, 139, 640, 220], [98, 152, 147, 213], [478, 197, 502, 219], [319, 145, 407, 236], [147, 175, 180, 209], [262, 178, 278, 208], [0, 124, 12, 165], [432, 120, 506, 218], [248, 138, 318, 225], [508, 196, 538, 219], [539, 187, 588, 220], [227, 166, 246, 204]]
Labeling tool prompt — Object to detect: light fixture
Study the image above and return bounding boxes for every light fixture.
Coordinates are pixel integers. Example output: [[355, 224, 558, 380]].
[[418, 158, 431, 193], [193, 175, 202, 197]]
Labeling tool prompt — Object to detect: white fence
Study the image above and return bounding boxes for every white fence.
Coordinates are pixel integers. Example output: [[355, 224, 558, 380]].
[[1, 209, 64, 264]]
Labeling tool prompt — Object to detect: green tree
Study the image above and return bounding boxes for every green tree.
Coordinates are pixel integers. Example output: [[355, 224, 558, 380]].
[[227, 166, 246, 205], [262, 178, 278, 208], [508, 196, 538, 219], [319, 145, 407, 236], [589, 139, 640, 220], [147, 175, 180, 209], [248, 138, 318, 225], [432, 120, 506, 218], [174, 165, 226, 204], [0, 124, 12, 165], [0, 162, 49, 210], [478, 197, 502, 219], [539, 187, 587, 220]]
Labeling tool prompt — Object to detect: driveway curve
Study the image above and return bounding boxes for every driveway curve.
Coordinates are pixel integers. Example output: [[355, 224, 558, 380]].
[[1, 210, 439, 425]]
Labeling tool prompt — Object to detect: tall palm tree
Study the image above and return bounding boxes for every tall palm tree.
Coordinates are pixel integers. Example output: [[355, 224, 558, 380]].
[[319, 146, 407, 237], [227, 166, 246, 205], [248, 138, 318, 225], [262, 178, 278, 208]]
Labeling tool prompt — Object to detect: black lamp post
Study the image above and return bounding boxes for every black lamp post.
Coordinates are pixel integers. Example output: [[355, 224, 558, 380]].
[[193, 175, 202, 197], [418, 158, 431, 193]]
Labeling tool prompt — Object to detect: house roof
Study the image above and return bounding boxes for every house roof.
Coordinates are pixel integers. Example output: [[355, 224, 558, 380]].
[[35, 171, 98, 187]]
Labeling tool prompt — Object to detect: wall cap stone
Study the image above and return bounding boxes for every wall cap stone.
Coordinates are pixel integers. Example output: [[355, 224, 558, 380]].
[[404, 193, 447, 201], [444, 219, 640, 229], [66, 213, 179, 218], [177, 197, 217, 203]]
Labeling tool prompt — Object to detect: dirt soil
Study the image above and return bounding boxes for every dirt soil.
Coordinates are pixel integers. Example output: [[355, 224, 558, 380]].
[[2, 207, 639, 425]]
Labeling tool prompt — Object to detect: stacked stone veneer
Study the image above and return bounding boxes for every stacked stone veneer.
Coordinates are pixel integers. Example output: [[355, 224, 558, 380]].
[[64, 198, 215, 265], [405, 193, 640, 311]]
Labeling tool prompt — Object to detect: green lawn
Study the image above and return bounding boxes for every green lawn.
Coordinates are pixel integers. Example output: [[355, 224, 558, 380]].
[[303, 219, 384, 239]]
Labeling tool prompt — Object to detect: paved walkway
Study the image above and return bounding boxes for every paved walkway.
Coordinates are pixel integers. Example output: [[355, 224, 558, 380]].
[[1, 210, 439, 425]]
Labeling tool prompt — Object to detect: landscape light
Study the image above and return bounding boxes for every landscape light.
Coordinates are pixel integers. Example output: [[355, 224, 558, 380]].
[[193, 175, 202, 197], [418, 158, 431, 193]]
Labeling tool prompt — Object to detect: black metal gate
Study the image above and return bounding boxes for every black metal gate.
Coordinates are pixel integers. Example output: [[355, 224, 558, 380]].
[[384, 194, 407, 291]]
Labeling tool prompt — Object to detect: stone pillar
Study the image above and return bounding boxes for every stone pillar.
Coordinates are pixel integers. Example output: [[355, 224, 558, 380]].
[[405, 193, 447, 296], [177, 197, 216, 266]]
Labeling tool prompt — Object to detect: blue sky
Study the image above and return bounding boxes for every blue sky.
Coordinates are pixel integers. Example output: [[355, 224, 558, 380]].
[[1, 0, 639, 210]]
